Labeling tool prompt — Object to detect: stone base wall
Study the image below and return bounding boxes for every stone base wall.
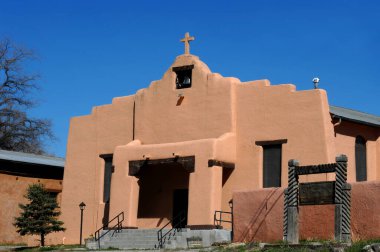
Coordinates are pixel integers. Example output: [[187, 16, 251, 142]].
[[233, 181, 380, 242]]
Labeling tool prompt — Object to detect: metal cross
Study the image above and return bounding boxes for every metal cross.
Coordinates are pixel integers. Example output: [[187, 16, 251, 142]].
[[180, 32, 195, 55]]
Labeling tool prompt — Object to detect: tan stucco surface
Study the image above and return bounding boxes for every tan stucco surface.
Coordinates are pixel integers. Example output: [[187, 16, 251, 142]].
[[0, 173, 62, 245], [334, 121, 379, 181], [60, 96, 134, 244], [60, 53, 379, 244], [233, 181, 380, 242]]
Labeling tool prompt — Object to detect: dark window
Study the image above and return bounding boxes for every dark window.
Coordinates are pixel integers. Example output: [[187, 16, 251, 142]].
[[173, 65, 194, 89], [263, 144, 282, 188], [48, 191, 58, 201], [355, 136, 367, 181], [103, 156, 113, 203], [101, 155, 113, 227]]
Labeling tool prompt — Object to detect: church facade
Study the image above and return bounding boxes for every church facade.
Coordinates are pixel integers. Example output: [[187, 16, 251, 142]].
[[60, 34, 380, 244]]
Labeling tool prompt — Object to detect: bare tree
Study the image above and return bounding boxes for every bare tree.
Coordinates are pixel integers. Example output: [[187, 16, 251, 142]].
[[0, 38, 54, 154]]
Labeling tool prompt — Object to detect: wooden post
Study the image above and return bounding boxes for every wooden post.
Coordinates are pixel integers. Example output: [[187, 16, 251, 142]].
[[286, 159, 299, 244], [342, 183, 351, 243], [334, 154, 348, 242], [283, 188, 288, 241]]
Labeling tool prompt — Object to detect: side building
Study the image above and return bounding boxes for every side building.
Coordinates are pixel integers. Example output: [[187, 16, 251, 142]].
[[0, 150, 64, 245]]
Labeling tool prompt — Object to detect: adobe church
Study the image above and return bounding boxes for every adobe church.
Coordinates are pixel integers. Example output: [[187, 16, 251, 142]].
[[60, 33, 380, 246]]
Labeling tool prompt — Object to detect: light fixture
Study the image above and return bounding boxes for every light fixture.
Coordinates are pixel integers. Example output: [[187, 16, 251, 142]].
[[312, 77, 320, 89], [79, 202, 86, 210]]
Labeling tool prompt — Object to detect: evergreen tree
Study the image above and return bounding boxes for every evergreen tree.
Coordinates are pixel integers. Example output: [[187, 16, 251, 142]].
[[14, 184, 65, 246]]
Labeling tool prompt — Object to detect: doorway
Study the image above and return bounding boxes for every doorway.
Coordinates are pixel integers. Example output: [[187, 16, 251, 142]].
[[172, 189, 188, 228], [136, 162, 190, 228]]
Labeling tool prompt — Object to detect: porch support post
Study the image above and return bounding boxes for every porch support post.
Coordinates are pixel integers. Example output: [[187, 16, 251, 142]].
[[187, 156, 222, 227], [109, 158, 139, 228]]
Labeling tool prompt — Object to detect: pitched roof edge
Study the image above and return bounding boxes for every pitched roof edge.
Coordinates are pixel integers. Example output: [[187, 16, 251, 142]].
[[0, 150, 65, 167], [329, 105, 380, 128]]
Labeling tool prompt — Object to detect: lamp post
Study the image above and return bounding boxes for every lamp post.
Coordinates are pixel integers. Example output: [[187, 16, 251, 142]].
[[229, 199, 234, 242], [79, 202, 86, 246]]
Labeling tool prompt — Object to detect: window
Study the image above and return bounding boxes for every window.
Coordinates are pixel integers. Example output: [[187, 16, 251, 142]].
[[263, 144, 282, 188], [102, 155, 113, 203], [355, 136, 367, 181], [172, 65, 194, 89], [256, 140, 286, 188], [100, 154, 113, 226], [48, 191, 59, 201]]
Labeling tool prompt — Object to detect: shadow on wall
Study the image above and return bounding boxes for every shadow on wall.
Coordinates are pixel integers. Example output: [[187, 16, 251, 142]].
[[236, 188, 284, 242]]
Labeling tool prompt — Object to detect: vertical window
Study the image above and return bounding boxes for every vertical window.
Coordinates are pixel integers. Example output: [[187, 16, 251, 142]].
[[102, 156, 113, 203], [263, 144, 282, 188], [100, 154, 113, 226], [355, 136, 367, 181]]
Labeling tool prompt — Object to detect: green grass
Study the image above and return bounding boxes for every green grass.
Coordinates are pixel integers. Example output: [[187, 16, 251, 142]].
[[3, 239, 380, 251], [0, 242, 27, 246], [209, 239, 380, 252], [345, 239, 380, 252]]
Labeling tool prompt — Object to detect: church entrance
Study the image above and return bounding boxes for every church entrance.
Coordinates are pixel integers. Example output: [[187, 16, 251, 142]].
[[172, 189, 188, 228], [136, 162, 190, 228]]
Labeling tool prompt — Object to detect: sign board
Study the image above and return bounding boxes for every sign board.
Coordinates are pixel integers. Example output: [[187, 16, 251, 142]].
[[299, 181, 335, 205], [187, 237, 202, 248]]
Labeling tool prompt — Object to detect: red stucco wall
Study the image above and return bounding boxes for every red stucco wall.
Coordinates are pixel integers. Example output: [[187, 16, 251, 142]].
[[0, 173, 62, 245], [233, 181, 380, 242]]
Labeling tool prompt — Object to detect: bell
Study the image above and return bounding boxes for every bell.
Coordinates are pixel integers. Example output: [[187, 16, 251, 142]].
[[183, 76, 191, 85]]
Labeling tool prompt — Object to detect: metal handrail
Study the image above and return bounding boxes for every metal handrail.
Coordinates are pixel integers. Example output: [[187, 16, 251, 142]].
[[156, 211, 186, 249], [94, 212, 124, 248], [214, 210, 232, 226]]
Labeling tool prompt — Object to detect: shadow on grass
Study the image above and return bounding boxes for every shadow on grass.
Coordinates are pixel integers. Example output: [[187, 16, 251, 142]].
[[11, 245, 85, 252]]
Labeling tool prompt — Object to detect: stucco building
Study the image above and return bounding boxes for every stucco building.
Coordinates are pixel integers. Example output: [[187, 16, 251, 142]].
[[0, 150, 64, 245], [60, 33, 380, 245]]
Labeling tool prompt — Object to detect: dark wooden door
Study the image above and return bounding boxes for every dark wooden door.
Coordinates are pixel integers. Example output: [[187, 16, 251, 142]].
[[263, 144, 282, 188], [172, 189, 188, 228]]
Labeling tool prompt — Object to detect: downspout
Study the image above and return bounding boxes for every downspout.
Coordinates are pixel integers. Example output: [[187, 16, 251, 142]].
[[332, 115, 342, 127]]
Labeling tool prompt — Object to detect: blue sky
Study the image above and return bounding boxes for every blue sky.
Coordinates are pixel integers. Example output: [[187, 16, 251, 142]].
[[0, 0, 379, 157]]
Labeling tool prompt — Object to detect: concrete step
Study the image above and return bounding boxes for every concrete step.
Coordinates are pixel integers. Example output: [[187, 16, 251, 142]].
[[87, 228, 231, 250], [103, 241, 158, 249], [96, 229, 164, 249]]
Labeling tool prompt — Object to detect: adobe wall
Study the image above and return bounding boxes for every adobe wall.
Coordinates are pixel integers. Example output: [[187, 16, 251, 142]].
[[110, 138, 229, 228], [60, 96, 134, 244], [134, 54, 236, 144], [334, 120, 379, 181], [108, 54, 239, 228], [219, 82, 337, 219], [0, 173, 62, 245], [233, 181, 380, 242]]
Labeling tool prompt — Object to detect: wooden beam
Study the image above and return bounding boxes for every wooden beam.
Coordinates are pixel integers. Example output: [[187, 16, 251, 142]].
[[208, 159, 235, 169], [255, 139, 287, 146], [172, 65, 194, 72], [128, 156, 195, 176], [296, 163, 336, 175]]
